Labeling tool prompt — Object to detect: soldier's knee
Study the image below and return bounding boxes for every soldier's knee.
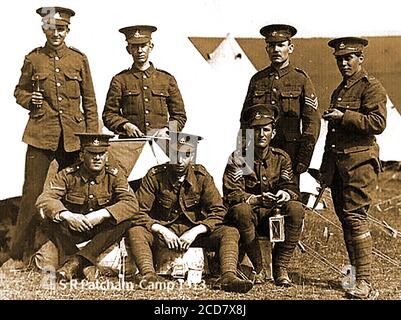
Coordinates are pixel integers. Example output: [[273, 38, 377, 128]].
[[228, 203, 254, 226], [220, 225, 240, 242], [127, 226, 150, 241], [284, 200, 305, 225]]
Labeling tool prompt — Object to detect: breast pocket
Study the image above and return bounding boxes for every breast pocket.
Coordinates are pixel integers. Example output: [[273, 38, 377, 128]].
[[249, 90, 267, 105], [151, 87, 169, 115], [336, 101, 360, 112], [64, 71, 82, 98], [122, 88, 141, 115], [280, 90, 302, 116], [65, 194, 85, 206], [31, 73, 49, 93], [183, 194, 200, 210]]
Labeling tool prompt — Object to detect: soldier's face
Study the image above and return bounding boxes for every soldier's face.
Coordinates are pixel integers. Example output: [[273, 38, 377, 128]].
[[253, 124, 276, 149], [171, 150, 194, 175], [266, 40, 294, 64], [336, 53, 364, 78], [42, 25, 69, 47], [82, 150, 108, 173], [127, 42, 153, 65]]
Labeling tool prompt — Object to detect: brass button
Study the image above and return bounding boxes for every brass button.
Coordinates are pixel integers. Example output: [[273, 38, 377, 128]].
[[337, 97, 342, 101], [88, 194, 94, 199], [56, 82, 61, 87], [90, 181, 95, 185], [59, 110, 63, 114], [58, 97, 62, 101], [145, 110, 150, 114], [55, 68, 60, 72], [55, 56, 60, 61], [144, 98, 149, 102]]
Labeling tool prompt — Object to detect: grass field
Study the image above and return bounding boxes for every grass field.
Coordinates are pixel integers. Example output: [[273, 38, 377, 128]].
[[1, 169, 400, 301]]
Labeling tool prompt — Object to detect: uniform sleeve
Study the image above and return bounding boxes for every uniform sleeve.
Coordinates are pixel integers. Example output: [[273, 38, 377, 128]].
[[102, 76, 130, 133], [298, 76, 321, 170], [80, 54, 99, 133], [35, 171, 69, 220], [167, 76, 186, 131], [278, 153, 300, 200], [14, 57, 34, 110], [341, 80, 387, 135], [240, 77, 256, 125], [105, 172, 138, 224], [132, 170, 160, 232], [222, 153, 254, 206], [198, 172, 226, 232]]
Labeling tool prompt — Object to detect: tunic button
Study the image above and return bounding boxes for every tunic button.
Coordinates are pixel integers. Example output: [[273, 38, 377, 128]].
[[275, 76, 279, 80], [90, 181, 95, 185], [143, 75, 147, 79], [337, 97, 342, 101], [174, 210, 178, 213], [88, 194, 94, 199], [89, 208, 93, 212], [144, 98, 149, 102], [271, 100, 276, 105], [59, 110, 63, 114], [145, 110, 150, 114], [331, 144, 336, 148], [346, 105, 349, 109], [146, 122, 150, 126], [272, 88, 277, 92], [55, 68, 60, 72], [331, 128, 336, 132], [57, 82, 61, 87], [55, 56, 60, 61], [262, 176, 267, 181], [58, 97, 62, 101], [143, 86, 148, 90]]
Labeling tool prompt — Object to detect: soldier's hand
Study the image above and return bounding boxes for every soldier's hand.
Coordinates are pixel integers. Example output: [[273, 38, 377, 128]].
[[154, 127, 169, 138], [60, 211, 93, 232], [295, 162, 308, 174], [154, 225, 181, 251], [275, 190, 291, 203], [85, 209, 111, 226], [179, 225, 207, 251], [261, 192, 277, 207], [31, 91, 44, 107], [322, 108, 344, 122], [123, 123, 144, 138]]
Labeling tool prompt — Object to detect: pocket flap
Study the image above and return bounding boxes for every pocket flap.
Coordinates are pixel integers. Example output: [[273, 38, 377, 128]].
[[281, 90, 302, 98], [254, 90, 266, 97], [64, 71, 82, 81], [31, 73, 48, 81], [184, 196, 200, 208], [158, 194, 173, 208], [123, 88, 141, 96], [65, 194, 85, 205], [283, 130, 301, 142], [151, 88, 169, 97], [98, 196, 111, 206], [337, 101, 360, 110]]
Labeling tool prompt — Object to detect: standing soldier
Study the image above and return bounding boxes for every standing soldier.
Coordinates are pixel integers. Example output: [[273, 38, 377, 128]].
[[320, 37, 386, 299], [224, 104, 304, 286], [36, 133, 137, 280], [5, 7, 99, 269], [102, 25, 186, 139], [241, 24, 320, 184]]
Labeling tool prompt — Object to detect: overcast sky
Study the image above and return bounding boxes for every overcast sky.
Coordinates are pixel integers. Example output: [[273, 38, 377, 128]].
[[1, 0, 400, 199]]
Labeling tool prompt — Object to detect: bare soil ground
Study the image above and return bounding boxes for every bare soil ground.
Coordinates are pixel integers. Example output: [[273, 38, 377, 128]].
[[1, 170, 400, 300]]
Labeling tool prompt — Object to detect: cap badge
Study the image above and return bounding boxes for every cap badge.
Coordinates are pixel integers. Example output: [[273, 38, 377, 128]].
[[53, 12, 62, 19], [271, 31, 277, 36], [255, 112, 261, 120], [339, 42, 345, 49], [93, 138, 100, 146], [134, 30, 141, 38]]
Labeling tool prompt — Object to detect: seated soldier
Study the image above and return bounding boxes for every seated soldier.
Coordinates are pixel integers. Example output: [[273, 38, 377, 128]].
[[127, 132, 253, 293], [223, 104, 305, 286], [36, 133, 138, 280]]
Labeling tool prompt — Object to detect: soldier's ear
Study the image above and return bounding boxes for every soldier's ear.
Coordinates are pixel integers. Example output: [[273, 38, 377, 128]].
[[288, 42, 294, 54], [358, 54, 364, 64], [272, 128, 277, 139], [126, 45, 131, 54]]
